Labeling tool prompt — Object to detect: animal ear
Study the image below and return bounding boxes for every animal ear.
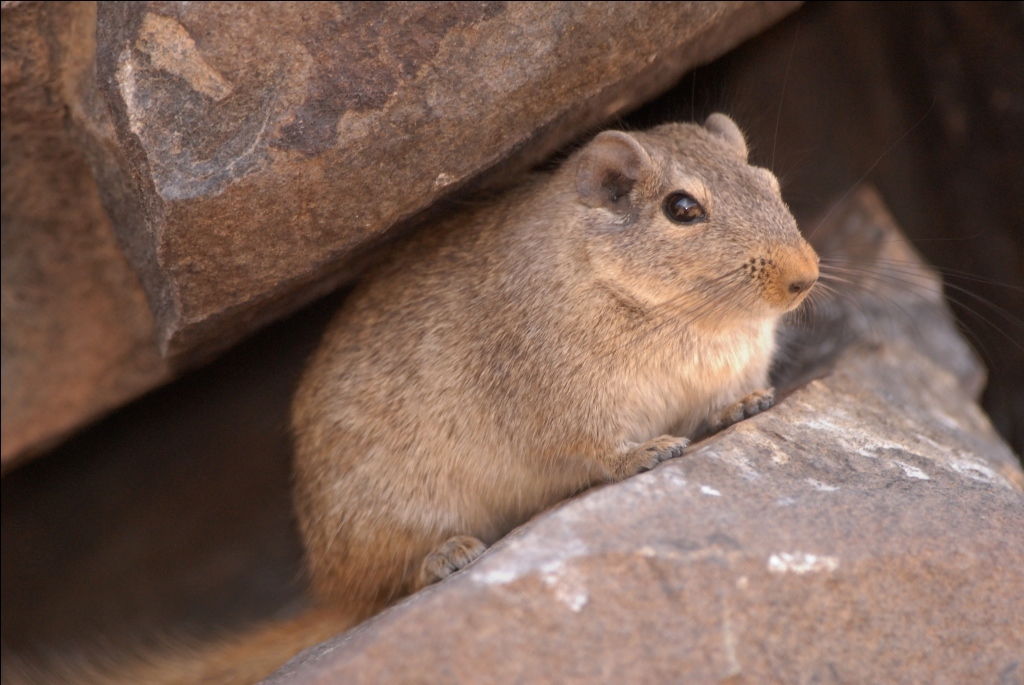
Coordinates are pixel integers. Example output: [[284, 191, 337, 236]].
[[704, 113, 748, 160], [576, 131, 652, 213]]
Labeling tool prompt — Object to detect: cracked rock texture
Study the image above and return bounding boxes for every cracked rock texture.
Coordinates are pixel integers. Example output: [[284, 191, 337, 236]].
[[1, 2, 169, 469], [86, 1, 799, 365], [265, 187, 1023, 684]]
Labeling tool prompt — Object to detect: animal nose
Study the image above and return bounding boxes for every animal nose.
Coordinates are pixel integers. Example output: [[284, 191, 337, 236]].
[[787, 277, 815, 295], [767, 242, 819, 311], [785, 252, 819, 300]]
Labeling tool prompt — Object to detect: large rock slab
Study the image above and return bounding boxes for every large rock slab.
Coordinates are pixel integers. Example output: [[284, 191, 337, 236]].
[[265, 187, 1023, 684], [1, 2, 170, 469], [86, 1, 800, 365]]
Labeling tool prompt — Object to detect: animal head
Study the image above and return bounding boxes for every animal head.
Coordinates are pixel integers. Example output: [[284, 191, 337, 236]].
[[574, 113, 818, 326]]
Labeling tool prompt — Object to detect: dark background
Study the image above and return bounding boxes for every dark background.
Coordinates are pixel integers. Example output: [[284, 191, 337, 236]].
[[3, 1, 1022, 652]]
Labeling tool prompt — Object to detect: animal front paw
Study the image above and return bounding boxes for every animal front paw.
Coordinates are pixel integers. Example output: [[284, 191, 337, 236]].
[[615, 435, 690, 479], [417, 535, 487, 589], [710, 387, 775, 432]]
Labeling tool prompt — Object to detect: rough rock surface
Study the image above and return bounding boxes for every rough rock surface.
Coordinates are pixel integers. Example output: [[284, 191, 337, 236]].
[[1, 2, 169, 469], [86, 1, 800, 365], [265, 187, 1023, 684]]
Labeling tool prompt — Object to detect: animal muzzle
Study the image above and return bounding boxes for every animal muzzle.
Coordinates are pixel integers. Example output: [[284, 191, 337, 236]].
[[770, 241, 819, 311]]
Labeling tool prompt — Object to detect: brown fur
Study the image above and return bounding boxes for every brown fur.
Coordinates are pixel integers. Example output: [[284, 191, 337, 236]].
[[9, 115, 817, 684], [292, 114, 818, 615], [1, 608, 351, 685]]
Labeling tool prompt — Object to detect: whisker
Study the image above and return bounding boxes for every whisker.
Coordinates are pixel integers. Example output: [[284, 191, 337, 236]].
[[771, 20, 800, 173], [819, 263, 1024, 356], [822, 256, 1023, 292], [807, 98, 936, 241], [822, 262, 1024, 332]]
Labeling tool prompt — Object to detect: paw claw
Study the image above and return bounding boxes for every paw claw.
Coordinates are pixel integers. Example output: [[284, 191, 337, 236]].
[[418, 535, 487, 589], [632, 435, 690, 474], [749, 387, 775, 416], [711, 387, 775, 431]]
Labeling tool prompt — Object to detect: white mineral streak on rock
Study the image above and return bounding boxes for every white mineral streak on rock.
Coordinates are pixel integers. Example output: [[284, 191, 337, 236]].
[[784, 369, 1019, 491], [767, 552, 839, 575], [474, 552, 589, 613], [660, 469, 689, 488], [432, 172, 455, 190], [792, 397, 915, 461], [801, 414, 912, 461], [701, 485, 722, 496], [950, 459, 1001, 485], [471, 535, 589, 587], [116, 49, 142, 137], [135, 13, 233, 101], [894, 461, 930, 480], [806, 478, 840, 491], [540, 560, 589, 612], [473, 567, 519, 586]]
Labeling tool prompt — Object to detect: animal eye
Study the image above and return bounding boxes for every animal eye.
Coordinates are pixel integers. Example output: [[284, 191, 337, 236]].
[[663, 192, 706, 224]]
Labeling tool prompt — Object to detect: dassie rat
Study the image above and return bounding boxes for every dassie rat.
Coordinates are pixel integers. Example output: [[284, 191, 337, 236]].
[[292, 112, 819, 621], [5, 114, 817, 685]]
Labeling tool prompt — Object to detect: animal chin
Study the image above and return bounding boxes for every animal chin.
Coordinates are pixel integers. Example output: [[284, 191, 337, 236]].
[[783, 287, 814, 312], [756, 280, 815, 314]]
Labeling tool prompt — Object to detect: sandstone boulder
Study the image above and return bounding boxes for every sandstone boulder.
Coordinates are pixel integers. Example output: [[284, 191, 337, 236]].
[[265, 187, 1023, 684], [1, 2, 169, 469], [86, 1, 800, 365]]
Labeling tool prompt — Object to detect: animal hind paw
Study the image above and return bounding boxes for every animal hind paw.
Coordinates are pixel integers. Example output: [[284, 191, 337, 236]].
[[417, 535, 487, 589]]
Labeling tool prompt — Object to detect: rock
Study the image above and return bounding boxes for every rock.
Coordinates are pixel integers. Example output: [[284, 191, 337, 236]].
[[265, 187, 1023, 684], [1, 2, 169, 469], [85, 1, 800, 365]]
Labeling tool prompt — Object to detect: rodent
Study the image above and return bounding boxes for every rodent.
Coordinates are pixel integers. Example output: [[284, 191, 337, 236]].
[[291, 112, 818, 619], [3, 114, 818, 685]]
